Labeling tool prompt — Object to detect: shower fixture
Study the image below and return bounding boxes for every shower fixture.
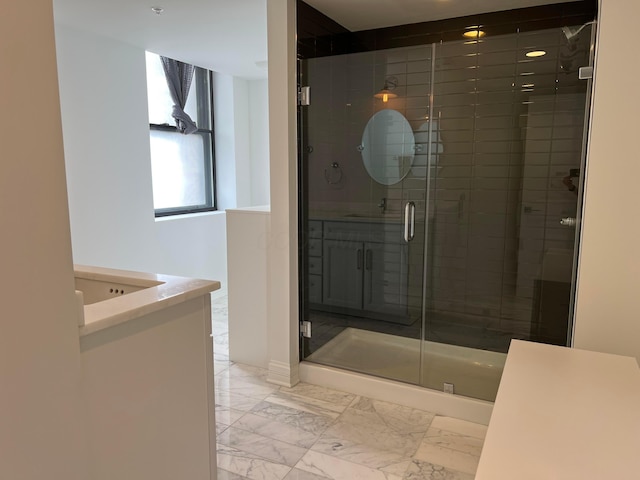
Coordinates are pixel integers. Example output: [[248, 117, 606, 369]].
[[562, 22, 594, 42], [559, 22, 593, 74]]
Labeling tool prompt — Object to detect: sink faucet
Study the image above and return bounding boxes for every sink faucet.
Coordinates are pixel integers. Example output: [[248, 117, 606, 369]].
[[378, 197, 387, 214]]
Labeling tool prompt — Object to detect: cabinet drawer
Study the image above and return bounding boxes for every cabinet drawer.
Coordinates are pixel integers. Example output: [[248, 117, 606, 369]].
[[308, 256, 322, 275], [308, 220, 322, 239], [308, 274, 322, 304], [323, 221, 403, 244], [308, 239, 322, 257]]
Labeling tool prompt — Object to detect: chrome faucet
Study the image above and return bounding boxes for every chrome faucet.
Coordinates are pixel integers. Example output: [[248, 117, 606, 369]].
[[378, 197, 387, 213]]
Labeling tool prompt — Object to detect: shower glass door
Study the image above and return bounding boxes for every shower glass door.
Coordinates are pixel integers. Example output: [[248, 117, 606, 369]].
[[299, 45, 433, 386], [299, 12, 595, 402], [419, 24, 594, 400]]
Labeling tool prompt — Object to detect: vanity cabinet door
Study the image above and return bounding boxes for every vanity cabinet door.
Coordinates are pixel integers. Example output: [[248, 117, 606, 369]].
[[322, 239, 363, 310], [362, 242, 409, 320]]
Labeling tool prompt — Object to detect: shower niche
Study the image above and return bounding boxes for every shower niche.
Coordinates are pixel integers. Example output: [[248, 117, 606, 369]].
[[298, 0, 596, 402]]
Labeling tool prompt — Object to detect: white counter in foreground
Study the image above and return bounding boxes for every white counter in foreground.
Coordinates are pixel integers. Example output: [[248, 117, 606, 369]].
[[476, 340, 640, 479], [77, 265, 220, 480]]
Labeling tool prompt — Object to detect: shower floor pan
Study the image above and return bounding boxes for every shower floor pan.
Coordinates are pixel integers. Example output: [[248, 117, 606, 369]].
[[307, 327, 506, 402]]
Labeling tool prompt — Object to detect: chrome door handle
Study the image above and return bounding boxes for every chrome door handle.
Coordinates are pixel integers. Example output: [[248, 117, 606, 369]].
[[365, 249, 372, 270], [560, 217, 577, 227], [404, 202, 415, 242]]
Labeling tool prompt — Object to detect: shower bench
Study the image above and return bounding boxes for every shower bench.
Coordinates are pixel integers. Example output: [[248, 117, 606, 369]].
[[475, 340, 640, 478]]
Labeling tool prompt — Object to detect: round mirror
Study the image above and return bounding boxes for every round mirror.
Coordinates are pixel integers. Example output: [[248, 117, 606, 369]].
[[360, 109, 415, 185]]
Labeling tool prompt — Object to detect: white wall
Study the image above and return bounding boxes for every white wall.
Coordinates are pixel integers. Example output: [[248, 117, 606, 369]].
[[56, 24, 228, 283], [249, 79, 271, 205], [214, 72, 244, 210], [573, 0, 640, 362], [266, 0, 300, 386], [0, 2, 88, 478], [214, 73, 270, 210]]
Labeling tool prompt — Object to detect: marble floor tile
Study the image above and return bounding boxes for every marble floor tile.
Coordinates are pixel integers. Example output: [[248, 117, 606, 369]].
[[310, 434, 411, 477], [216, 405, 248, 426], [319, 406, 427, 458], [212, 302, 229, 314], [295, 450, 403, 480], [212, 297, 488, 480], [217, 468, 251, 480], [429, 416, 488, 440], [413, 442, 480, 476], [226, 363, 270, 379], [422, 428, 484, 457], [279, 383, 357, 409], [215, 352, 233, 364], [217, 423, 230, 436], [216, 375, 280, 399], [403, 460, 475, 480], [213, 332, 230, 354], [262, 391, 342, 419], [217, 443, 292, 480], [250, 400, 336, 437], [215, 360, 233, 375], [233, 412, 321, 449], [216, 389, 268, 412], [219, 427, 308, 467], [349, 397, 435, 434], [283, 467, 330, 480]]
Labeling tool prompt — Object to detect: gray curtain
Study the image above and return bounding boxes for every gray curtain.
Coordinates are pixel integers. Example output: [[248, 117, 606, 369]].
[[160, 56, 198, 134]]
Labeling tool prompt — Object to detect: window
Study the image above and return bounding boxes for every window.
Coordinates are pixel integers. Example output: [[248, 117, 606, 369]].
[[145, 52, 216, 216]]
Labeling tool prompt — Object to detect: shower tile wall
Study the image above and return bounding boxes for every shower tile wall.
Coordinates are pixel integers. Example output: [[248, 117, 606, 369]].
[[306, 25, 589, 352]]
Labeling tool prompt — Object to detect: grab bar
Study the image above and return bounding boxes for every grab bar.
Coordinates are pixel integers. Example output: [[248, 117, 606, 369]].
[[404, 201, 415, 242]]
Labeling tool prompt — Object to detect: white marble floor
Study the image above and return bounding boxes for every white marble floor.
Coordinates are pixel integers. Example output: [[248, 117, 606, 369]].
[[212, 292, 486, 480]]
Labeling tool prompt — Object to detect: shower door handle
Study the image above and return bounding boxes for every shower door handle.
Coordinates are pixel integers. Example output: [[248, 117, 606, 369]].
[[404, 201, 415, 242]]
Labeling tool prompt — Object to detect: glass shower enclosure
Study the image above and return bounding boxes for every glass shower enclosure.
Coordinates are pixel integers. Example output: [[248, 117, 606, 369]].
[[298, 9, 595, 402]]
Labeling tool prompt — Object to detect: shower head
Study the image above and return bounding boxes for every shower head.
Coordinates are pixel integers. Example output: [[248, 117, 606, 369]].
[[562, 22, 593, 41]]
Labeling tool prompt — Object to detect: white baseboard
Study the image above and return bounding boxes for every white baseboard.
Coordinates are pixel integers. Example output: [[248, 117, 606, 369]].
[[267, 360, 300, 387]]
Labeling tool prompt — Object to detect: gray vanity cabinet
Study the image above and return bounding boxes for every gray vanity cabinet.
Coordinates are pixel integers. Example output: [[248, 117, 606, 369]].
[[307, 221, 323, 304], [322, 239, 364, 310], [362, 241, 409, 318], [318, 220, 409, 323]]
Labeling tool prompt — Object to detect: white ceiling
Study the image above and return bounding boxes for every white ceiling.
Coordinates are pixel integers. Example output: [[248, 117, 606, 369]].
[[52, 0, 581, 79], [52, 0, 269, 79]]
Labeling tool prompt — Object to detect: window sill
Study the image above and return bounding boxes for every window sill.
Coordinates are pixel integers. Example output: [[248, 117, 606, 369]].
[[154, 210, 225, 223]]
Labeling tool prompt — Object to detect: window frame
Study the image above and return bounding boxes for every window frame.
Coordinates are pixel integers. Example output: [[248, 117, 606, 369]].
[[149, 65, 217, 218]]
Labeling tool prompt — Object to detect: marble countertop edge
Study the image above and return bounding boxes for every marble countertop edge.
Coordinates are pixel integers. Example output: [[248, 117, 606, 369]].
[[75, 265, 220, 337]]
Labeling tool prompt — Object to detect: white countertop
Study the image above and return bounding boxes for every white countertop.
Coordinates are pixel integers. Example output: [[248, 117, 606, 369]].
[[476, 340, 640, 479], [225, 205, 270, 214], [76, 265, 220, 337]]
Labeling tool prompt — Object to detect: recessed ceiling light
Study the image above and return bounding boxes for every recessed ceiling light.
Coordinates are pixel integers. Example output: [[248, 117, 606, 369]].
[[151, 6, 164, 15], [463, 30, 486, 39], [526, 50, 546, 58]]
